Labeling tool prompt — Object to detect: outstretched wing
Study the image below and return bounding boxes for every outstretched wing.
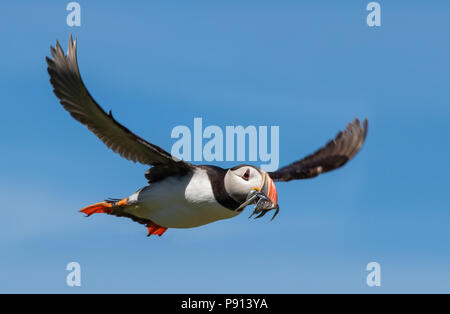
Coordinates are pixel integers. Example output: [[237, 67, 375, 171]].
[[46, 36, 192, 171], [269, 118, 368, 181]]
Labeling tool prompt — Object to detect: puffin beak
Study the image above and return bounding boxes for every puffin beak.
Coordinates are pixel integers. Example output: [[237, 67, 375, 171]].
[[247, 173, 280, 220], [262, 174, 278, 206], [235, 173, 280, 220]]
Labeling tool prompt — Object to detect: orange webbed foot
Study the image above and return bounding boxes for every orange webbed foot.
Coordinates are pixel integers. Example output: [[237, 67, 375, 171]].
[[80, 198, 128, 216], [80, 202, 113, 216], [146, 222, 168, 237]]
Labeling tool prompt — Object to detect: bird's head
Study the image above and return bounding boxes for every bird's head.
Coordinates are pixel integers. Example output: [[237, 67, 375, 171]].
[[224, 165, 279, 219]]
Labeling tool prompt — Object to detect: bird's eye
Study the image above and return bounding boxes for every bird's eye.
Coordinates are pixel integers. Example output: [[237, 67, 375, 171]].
[[242, 169, 250, 181]]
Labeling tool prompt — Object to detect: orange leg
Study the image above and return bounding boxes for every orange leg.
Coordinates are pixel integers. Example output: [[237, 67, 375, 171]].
[[80, 198, 168, 237], [146, 222, 168, 237], [80, 198, 128, 216]]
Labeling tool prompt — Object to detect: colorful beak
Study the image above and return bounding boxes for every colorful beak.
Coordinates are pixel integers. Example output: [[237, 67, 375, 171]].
[[249, 173, 280, 220], [235, 172, 280, 220], [261, 173, 278, 206]]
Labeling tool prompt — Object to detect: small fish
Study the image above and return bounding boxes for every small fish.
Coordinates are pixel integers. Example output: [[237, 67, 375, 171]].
[[236, 189, 280, 221]]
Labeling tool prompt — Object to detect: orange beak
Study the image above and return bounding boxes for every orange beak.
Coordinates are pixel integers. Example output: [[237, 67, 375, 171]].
[[261, 173, 278, 206], [247, 173, 279, 220], [237, 172, 279, 220]]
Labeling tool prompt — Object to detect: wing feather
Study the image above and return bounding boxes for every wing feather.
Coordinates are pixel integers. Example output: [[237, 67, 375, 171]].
[[269, 118, 368, 181], [46, 36, 191, 170]]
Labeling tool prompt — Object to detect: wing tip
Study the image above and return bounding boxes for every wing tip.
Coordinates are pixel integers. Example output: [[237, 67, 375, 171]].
[[270, 117, 369, 182], [362, 118, 369, 138], [347, 116, 369, 159], [47, 35, 78, 63]]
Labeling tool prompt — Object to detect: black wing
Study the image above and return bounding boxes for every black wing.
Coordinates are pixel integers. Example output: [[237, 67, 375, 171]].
[[46, 36, 192, 172], [269, 118, 368, 181]]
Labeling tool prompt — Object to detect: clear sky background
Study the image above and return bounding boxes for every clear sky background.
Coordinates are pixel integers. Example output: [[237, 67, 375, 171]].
[[1, 1, 449, 293]]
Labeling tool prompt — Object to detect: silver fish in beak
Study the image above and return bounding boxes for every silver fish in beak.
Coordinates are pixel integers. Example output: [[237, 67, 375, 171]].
[[236, 172, 279, 220]]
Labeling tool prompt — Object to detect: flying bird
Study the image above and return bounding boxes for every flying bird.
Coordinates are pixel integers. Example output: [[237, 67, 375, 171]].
[[46, 36, 368, 237]]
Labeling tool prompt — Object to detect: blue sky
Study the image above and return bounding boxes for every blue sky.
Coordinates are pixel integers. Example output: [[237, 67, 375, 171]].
[[1, 1, 450, 293]]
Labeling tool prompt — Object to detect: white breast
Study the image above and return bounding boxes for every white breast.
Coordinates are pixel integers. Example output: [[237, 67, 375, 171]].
[[124, 169, 240, 228]]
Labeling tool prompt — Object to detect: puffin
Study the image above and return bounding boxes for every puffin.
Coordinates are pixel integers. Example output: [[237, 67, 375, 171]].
[[46, 36, 368, 237]]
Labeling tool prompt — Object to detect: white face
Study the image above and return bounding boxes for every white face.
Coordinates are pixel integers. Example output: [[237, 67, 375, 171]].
[[224, 166, 265, 203]]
